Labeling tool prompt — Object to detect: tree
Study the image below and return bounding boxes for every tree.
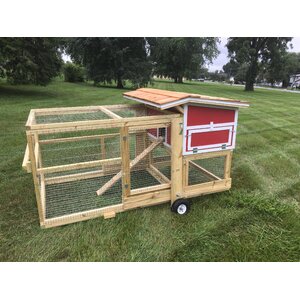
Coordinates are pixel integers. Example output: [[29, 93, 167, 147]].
[[0, 38, 62, 85], [66, 38, 152, 88], [222, 59, 240, 77], [63, 62, 85, 83], [234, 63, 249, 83], [226, 37, 292, 91], [150, 38, 219, 83], [264, 52, 300, 87]]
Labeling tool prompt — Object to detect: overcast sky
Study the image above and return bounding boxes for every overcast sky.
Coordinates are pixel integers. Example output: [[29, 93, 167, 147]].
[[208, 37, 300, 72]]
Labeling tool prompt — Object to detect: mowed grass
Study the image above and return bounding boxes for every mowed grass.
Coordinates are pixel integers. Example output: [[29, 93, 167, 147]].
[[0, 79, 299, 261]]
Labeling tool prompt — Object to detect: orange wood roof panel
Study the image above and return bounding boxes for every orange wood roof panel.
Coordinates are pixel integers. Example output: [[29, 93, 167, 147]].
[[123, 88, 249, 108]]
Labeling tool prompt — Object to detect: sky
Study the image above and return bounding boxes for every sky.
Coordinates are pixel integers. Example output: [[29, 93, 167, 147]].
[[208, 37, 300, 72]]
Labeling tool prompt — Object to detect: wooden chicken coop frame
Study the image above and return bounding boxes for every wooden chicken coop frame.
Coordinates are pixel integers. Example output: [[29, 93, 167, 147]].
[[23, 89, 248, 228]]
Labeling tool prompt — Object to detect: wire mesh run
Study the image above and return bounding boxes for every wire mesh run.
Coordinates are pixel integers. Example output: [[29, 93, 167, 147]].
[[188, 156, 225, 186], [39, 127, 123, 220], [35, 111, 111, 124], [37, 123, 172, 221], [45, 174, 122, 219], [129, 126, 171, 193]]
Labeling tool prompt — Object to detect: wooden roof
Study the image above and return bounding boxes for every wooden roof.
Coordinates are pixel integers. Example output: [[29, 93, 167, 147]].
[[123, 88, 249, 109]]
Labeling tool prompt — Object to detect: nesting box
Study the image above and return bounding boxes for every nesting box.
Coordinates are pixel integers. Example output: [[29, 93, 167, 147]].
[[23, 88, 249, 228]]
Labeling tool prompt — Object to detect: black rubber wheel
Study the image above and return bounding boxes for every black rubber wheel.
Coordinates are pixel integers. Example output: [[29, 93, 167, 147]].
[[171, 199, 190, 215]]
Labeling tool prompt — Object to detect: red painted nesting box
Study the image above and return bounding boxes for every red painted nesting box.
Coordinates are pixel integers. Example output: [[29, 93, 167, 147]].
[[124, 88, 249, 155]]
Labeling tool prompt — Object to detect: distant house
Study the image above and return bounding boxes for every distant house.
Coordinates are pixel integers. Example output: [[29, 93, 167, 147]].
[[289, 74, 300, 88]]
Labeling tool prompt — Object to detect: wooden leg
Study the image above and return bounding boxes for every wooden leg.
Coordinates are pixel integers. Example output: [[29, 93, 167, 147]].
[[27, 133, 45, 226], [224, 151, 233, 179]]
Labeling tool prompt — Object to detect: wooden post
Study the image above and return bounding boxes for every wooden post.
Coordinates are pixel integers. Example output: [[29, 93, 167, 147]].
[[34, 133, 42, 168], [120, 126, 131, 198], [171, 117, 183, 204], [26, 132, 45, 226], [224, 151, 233, 179]]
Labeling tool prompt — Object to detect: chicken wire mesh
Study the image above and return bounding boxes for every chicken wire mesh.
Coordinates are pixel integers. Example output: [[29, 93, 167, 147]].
[[39, 130, 120, 168], [108, 105, 147, 118], [35, 110, 111, 124], [188, 156, 225, 186]]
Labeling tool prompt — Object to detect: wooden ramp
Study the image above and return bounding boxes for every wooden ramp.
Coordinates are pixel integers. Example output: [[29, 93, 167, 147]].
[[96, 137, 163, 196]]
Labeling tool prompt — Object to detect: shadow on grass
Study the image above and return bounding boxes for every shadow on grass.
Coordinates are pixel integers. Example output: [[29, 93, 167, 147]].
[[0, 85, 56, 100]]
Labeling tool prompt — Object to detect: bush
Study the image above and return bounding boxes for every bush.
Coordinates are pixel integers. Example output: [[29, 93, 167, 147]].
[[63, 63, 85, 83]]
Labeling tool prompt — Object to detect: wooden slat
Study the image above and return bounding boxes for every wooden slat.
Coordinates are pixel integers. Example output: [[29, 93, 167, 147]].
[[43, 204, 124, 228], [45, 170, 105, 185], [99, 106, 123, 119], [39, 133, 120, 144], [130, 183, 170, 196], [189, 160, 221, 181], [123, 189, 171, 210], [27, 114, 179, 132], [37, 157, 121, 175], [27, 120, 173, 135], [34, 141, 39, 167], [96, 137, 163, 196], [25, 110, 36, 127], [184, 179, 232, 198], [22, 144, 32, 173], [147, 164, 171, 184], [103, 211, 116, 219], [174, 106, 184, 114], [184, 149, 231, 161], [40, 175, 46, 216]]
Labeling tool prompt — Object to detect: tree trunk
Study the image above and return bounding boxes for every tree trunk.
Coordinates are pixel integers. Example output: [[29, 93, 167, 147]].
[[282, 78, 289, 88], [117, 76, 123, 89], [178, 76, 183, 83], [245, 60, 258, 92], [174, 77, 178, 83]]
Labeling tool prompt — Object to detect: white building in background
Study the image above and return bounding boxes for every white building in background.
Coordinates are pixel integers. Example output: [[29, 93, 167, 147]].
[[289, 74, 300, 88]]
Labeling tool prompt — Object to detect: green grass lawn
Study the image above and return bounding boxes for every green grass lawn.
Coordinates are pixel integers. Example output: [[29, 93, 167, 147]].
[[0, 79, 299, 261]]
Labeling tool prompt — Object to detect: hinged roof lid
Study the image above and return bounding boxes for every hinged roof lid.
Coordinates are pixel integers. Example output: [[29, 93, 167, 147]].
[[123, 88, 249, 109]]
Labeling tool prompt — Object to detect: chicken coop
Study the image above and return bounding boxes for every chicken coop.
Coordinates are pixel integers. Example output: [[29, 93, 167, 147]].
[[23, 88, 249, 228]]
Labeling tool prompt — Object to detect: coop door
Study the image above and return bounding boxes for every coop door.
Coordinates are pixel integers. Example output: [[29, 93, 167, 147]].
[[183, 104, 238, 155]]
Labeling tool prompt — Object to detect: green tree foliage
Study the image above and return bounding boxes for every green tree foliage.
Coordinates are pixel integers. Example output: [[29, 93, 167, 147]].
[[222, 59, 239, 77], [208, 70, 227, 82], [227, 37, 292, 91], [63, 62, 85, 83], [223, 60, 249, 83], [66, 38, 152, 88], [235, 63, 249, 83], [150, 38, 219, 83], [0, 37, 62, 85], [264, 52, 300, 87]]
